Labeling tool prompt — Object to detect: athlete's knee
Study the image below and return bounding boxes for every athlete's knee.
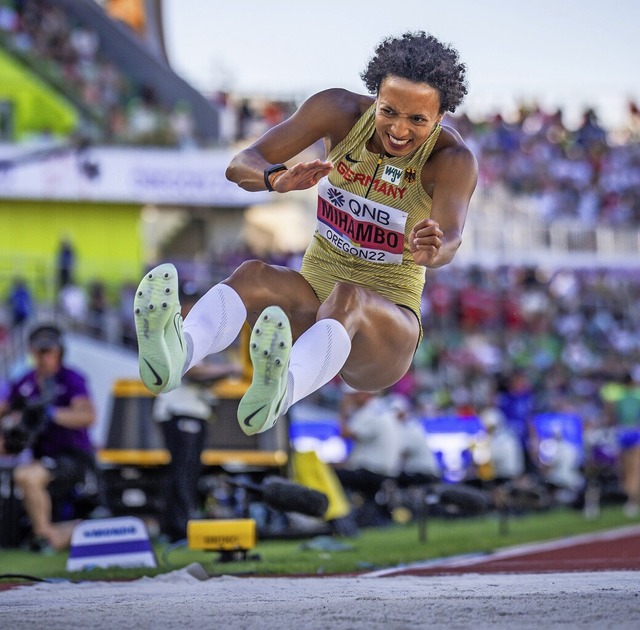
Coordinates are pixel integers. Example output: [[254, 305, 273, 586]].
[[225, 259, 278, 300], [227, 259, 271, 286]]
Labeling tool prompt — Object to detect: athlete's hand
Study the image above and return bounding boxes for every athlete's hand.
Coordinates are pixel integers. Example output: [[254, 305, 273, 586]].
[[272, 159, 333, 192], [409, 218, 443, 266]]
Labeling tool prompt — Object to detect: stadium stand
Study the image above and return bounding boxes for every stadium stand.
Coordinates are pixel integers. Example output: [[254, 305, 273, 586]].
[[0, 0, 219, 144]]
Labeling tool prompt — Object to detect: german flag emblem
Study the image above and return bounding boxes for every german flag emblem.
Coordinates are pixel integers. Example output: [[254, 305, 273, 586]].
[[404, 167, 417, 184]]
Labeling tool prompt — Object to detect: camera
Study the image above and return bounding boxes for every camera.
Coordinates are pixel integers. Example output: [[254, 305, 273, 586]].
[[2, 397, 53, 455]]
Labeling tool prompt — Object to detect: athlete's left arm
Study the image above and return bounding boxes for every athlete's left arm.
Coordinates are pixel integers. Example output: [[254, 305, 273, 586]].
[[409, 144, 478, 268]]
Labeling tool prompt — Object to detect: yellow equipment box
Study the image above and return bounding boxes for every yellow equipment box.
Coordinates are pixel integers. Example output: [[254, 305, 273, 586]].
[[187, 519, 256, 552]]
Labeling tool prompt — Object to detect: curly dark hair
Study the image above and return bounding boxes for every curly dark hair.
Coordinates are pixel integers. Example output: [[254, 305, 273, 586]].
[[360, 31, 468, 114]]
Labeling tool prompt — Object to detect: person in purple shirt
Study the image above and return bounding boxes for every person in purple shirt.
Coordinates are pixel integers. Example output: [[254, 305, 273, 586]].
[[0, 324, 96, 551], [496, 370, 537, 473]]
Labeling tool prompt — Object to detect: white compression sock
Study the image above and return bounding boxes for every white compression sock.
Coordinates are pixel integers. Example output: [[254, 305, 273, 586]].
[[182, 284, 246, 372], [284, 318, 352, 412]]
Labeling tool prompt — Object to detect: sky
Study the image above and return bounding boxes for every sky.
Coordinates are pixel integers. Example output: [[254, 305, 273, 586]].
[[162, 0, 640, 129]]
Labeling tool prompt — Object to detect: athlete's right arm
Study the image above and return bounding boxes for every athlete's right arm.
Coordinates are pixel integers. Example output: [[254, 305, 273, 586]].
[[225, 89, 361, 193]]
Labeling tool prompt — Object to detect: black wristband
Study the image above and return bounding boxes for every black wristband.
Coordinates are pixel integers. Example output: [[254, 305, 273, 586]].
[[263, 164, 287, 191]]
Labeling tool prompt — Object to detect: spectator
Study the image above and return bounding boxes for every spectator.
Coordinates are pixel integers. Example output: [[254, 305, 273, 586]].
[[169, 100, 196, 148], [334, 387, 401, 527], [57, 237, 76, 291], [0, 324, 97, 551], [536, 425, 585, 505], [496, 370, 537, 472], [58, 282, 88, 330], [478, 405, 525, 484], [87, 280, 107, 339], [6, 277, 33, 328], [388, 393, 440, 485], [575, 108, 607, 154], [601, 370, 640, 517]]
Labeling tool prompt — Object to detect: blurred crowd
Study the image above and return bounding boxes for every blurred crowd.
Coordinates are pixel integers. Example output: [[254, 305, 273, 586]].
[[0, 0, 194, 145], [0, 0, 297, 146], [416, 264, 639, 417], [449, 104, 640, 226]]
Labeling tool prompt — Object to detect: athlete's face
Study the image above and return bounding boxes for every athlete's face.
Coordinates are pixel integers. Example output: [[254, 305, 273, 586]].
[[373, 76, 443, 157]]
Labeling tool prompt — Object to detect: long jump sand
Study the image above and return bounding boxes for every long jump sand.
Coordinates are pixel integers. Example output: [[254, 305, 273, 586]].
[[1, 569, 638, 629], [2, 526, 640, 629]]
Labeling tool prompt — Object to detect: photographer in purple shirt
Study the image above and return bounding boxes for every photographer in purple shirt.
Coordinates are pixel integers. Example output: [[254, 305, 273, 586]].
[[0, 324, 96, 551]]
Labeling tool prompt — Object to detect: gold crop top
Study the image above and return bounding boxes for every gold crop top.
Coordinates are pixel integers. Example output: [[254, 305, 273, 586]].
[[300, 103, 441, 319]]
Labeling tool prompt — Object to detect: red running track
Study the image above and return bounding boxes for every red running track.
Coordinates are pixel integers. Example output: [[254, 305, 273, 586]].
[[373, 524, 640, 577]]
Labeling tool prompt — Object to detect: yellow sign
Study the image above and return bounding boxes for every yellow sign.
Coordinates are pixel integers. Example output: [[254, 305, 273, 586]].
[[187, 519, 256, 551]]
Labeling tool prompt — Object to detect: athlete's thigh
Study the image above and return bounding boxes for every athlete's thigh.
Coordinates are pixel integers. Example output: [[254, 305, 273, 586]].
[[224, 260, 321, 339], [320, 284, 419, 390]]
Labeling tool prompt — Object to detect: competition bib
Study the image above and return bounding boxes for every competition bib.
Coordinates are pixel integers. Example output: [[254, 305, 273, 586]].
[[315, 178, 407, 264]]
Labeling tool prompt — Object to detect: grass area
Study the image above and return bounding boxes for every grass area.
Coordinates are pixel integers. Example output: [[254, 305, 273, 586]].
[[0, 505, 634, 582]]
